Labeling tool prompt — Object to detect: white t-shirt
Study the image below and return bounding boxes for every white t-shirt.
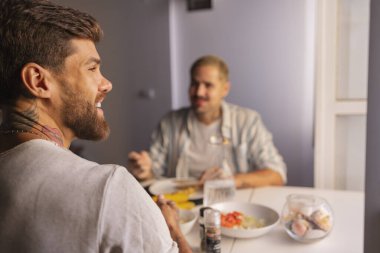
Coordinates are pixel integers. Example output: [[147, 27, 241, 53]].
[[0, 139, 177, 253], [186, 113, 224, 178]]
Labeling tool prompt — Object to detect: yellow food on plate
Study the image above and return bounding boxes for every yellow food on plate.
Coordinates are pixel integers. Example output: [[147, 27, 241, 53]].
[[175, 186, 196, 196], [152, 186, 196, 210], [152, 192, 188, 203], [176, 201, 196, 210]]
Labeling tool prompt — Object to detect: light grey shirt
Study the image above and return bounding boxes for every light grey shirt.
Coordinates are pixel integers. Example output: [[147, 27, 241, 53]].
[[0, 140, 178, 253], [186, 113, 223, 178], [149, 101, 287, 182]]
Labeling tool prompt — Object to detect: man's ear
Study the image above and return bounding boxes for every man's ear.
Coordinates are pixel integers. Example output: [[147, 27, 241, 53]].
[[21, 63, 53, 98], [222, 81, 231, 98]]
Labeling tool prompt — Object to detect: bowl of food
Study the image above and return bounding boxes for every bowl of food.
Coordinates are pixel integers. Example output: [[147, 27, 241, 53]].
[[179, 209, 197, 235], [281, 194, 334, 243], [210, 201, 280, 238]]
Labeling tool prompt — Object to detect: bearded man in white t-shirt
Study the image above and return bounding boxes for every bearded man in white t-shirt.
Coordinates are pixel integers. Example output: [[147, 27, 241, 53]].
[[0, 1, 191, 252]]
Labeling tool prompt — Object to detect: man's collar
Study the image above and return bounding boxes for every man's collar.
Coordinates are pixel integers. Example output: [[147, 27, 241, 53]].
[[221, 101, 232, 140], [185, 101, 232, 139]]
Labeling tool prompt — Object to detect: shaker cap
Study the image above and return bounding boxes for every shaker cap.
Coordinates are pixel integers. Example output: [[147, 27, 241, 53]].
[[200, 207, 212, 217], [204, 209, 221, 226]]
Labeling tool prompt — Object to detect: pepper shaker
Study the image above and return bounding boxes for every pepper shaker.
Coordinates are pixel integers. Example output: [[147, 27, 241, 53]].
[[204, 208, 221, 253]]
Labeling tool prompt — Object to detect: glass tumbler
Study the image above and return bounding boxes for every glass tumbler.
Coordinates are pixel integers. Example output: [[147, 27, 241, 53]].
[[281, 194, 334, 243], [203, 179, 235, 206]]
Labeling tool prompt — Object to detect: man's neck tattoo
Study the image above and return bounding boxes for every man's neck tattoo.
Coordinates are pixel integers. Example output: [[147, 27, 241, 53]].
[[0, 105, 64, 147]]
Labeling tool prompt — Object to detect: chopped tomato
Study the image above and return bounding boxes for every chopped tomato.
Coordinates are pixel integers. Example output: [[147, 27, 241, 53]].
[[221, 211, 243, 228]]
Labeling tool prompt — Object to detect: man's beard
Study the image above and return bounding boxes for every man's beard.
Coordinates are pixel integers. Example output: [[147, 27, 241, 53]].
[[60, 85, 110, 141]]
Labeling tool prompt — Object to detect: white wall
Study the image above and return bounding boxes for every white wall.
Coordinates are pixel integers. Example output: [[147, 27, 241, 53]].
[[170, 0, 316, 186]]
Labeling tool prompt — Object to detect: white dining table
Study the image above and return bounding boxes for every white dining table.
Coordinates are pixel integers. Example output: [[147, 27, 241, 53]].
[[185, 186, 364, 253]]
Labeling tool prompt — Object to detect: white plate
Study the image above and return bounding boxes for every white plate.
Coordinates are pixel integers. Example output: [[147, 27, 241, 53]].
[[149, 178, 203, 200], [210, 201, 280, 239]]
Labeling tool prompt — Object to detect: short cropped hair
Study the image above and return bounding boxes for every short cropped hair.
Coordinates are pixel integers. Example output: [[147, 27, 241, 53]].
[[190, 55, 229, 82], [0, 0, 103, 105]]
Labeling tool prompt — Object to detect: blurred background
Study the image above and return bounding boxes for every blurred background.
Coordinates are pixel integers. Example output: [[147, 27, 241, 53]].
[[2, 0, 380, 250], [45, 0, 368, 190]]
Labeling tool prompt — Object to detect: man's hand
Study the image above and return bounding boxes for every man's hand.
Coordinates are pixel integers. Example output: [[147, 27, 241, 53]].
[[127, 150, 153, 181], [198, 167, 224, 184], [156, 195, 181, 238], [156, 195, 192, 253]]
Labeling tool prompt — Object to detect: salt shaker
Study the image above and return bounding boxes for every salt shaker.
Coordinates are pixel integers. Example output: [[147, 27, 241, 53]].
[[204, 209, 221, 253]]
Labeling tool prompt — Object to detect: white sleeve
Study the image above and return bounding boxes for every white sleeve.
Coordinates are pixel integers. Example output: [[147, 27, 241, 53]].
[[98, 165, 178, 253]]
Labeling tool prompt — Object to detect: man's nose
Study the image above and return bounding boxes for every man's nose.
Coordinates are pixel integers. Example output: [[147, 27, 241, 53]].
[[100, 76, 112, 93], [195, 83, 206, 97]]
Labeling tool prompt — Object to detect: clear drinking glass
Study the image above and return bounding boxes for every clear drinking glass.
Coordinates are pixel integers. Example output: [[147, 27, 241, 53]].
[[203, 179, 235, 206], [203, 135, 236, 206], [281, 194, 334, 243]]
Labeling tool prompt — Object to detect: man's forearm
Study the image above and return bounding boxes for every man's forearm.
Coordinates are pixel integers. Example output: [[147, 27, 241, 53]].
[[234, 169, 284, 189], [170, 229, 192, 253]]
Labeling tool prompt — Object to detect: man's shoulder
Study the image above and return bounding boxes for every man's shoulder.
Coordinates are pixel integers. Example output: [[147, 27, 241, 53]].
[[18, 139, 124, 179], [224, 102, 261, 119]]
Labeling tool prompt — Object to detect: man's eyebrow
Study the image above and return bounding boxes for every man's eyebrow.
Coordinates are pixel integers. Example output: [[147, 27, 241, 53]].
[[84, 57, 101, 65]]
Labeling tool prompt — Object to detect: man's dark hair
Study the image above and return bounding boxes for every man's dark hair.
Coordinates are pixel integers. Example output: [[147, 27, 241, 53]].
[[0, 0, 103, 105]]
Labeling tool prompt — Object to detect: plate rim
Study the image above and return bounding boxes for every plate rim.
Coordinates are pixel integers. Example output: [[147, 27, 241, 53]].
[[148, 178, 203, 200]]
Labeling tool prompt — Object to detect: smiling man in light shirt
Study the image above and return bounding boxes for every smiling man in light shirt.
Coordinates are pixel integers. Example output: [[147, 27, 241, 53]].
[[129, 55, 286, 188], [0, 1, 191, 252]]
